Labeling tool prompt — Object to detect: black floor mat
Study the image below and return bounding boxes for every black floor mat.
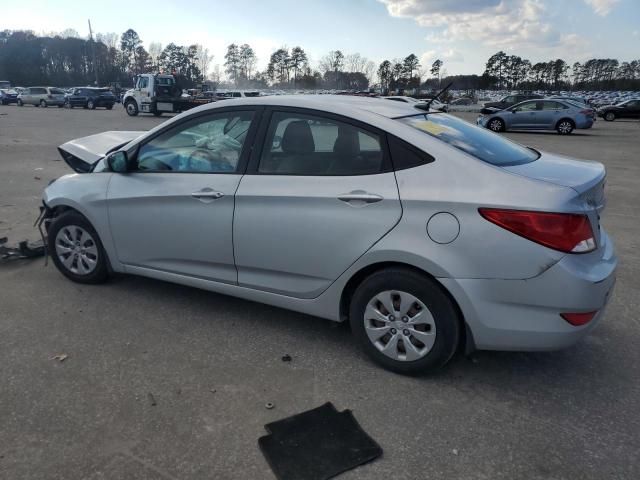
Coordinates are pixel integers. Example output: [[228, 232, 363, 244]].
[[258, 402, 382, 480]]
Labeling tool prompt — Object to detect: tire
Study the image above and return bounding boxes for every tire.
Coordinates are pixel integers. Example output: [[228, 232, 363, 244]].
[[57, 104, 64, 108], [65, 101, 73, 109], [106, 104, 113, 110], [556, 119, 574, 135], [125, 99, 139, 116], [604, 111, 615, 122], [17, 99, 23, 106], [488, 117, 505, 132], [349, 268, 461, 374], [153, 110, 163, 117], [47, 211, 109, 284], [87, 99, 96, 110], [40, 99, 47, 108]]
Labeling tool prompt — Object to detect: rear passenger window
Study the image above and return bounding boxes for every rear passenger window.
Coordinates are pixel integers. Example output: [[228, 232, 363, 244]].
[[388, 136, 434, 171], [258, 112, 384, 176]]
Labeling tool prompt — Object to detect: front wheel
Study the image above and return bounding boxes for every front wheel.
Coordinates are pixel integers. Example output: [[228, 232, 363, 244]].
[[40, 99, 47, 108], [47, 211, 109, 284], [106, 104, 113, 110], [17, 99, 23, 106], [87, 99, 96, 110], [604, 111, 615, 122], [349, 268, 460, 374], [153, 110, 163, 117], [488, 117, 505, 132], [556, 119, 574, 135], [125, 100, 139, 116]]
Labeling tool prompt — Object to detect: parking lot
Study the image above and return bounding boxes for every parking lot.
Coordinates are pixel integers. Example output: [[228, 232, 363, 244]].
[[1, 105, 639, 479]]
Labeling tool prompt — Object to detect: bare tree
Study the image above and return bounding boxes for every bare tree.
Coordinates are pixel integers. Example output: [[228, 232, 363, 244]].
[[195, 44, 213, 80], [148, 42, 162, 69]]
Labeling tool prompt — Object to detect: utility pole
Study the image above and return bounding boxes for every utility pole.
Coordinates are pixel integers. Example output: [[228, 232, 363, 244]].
[[88, 19, 99, 86]]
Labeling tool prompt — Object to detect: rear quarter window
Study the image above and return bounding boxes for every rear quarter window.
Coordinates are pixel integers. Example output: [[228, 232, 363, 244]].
[[397, 114, 539, 167]]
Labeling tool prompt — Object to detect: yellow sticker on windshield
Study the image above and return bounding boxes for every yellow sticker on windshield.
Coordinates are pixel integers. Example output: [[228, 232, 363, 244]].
[[413, 120, 447, 136]]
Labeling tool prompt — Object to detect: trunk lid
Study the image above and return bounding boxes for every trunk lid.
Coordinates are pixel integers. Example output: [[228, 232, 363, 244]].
[[504, 150, 606, 245], [58, 131, 144, 173]]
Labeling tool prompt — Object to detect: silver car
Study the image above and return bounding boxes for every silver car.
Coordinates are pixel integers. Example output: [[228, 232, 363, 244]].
[[17, 86, 66, 107], [40, 96, 617, 374], [477, 99, 595, 134]]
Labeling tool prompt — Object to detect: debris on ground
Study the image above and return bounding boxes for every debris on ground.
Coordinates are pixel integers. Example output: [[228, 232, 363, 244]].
[[265, 402, 275, 410], [34, 176, 41, 180], [210, 388, 216, 394], [0, 237, 46, 261], [259, 402, 382, 480], [50, 354, 68, 362], [452, 449, 459, 455], [281, 354, 292, 362], [148, 393, 157, 406]]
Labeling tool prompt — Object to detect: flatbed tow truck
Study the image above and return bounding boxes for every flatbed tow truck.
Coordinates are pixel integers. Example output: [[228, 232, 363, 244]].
[[122, 74, 214, 116]]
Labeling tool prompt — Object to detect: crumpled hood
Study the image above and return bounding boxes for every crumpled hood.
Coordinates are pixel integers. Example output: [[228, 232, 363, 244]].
[[58, 130, 144, 172]]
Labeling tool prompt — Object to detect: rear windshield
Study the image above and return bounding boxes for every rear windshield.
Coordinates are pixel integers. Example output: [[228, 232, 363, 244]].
[[244, 91, 260, 97], [397, 113, 539, 166], [156, 77, 175, 86]]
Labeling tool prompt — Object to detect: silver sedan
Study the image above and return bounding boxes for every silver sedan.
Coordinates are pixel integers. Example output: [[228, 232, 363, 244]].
[[41, 96, 616, 374]]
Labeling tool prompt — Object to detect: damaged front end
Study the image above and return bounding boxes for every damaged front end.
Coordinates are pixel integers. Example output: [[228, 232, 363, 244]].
[[0, 204, 52, 261]]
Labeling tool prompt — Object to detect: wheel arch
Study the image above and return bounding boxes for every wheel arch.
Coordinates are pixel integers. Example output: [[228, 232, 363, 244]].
[[556, 117, 575, 129], [339, 261, 474, 354], [45, 201, 116, 273]]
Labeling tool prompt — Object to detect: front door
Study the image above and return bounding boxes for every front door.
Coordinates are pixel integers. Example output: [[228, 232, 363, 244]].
[[510, 100, 539, 129], [107, 108, 258, 283], [234, 109, 402, 298]]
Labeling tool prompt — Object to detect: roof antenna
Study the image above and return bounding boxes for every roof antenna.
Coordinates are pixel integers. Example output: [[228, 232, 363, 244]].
[[426, 81, 453, 112]]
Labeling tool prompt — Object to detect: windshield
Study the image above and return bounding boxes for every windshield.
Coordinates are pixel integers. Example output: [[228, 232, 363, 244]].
[[244, 91, 260, 97], [397, 113, 539, 166]]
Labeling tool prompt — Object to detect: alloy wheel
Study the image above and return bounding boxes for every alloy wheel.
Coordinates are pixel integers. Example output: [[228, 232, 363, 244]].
[[489, 119, 503, 132], [558, 121, 573, 134], [54, 225, 99, 275], [363, 290, 436, 362]]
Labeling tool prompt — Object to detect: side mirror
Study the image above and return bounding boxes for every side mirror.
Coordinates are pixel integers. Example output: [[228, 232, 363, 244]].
[[107, 151, 129, 173]]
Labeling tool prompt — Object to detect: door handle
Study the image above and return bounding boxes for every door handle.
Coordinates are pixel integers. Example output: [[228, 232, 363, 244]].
[[192, 188, 224, 201], [338, 190, 383, 205]]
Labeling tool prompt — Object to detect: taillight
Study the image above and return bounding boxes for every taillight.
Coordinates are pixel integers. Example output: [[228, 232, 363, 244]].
[[479, 208, 596, 253], [561, 311, 597, 326]]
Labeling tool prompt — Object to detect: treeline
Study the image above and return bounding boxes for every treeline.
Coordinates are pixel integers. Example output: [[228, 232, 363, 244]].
[[480, 51, 640, 91], [0, 29, 209, 88], [1, 29, 639, 91]]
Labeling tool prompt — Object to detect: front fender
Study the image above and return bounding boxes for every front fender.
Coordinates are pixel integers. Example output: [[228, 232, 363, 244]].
[[43, 173, 123, 272]]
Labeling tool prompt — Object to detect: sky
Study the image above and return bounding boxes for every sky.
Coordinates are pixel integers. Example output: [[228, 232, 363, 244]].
[[2, 0, 638, 77]]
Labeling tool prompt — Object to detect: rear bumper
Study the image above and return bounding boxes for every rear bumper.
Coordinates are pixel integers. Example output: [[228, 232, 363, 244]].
[[440, 231, 617, 351]]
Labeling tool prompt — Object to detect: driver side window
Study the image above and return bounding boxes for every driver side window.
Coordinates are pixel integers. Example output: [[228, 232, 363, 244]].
[[136, 110, 255, 173]]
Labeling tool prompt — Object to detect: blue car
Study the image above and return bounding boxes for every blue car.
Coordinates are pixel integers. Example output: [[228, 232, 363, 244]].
[[477, 99, 595, 135], [0, 88, 19, 105]]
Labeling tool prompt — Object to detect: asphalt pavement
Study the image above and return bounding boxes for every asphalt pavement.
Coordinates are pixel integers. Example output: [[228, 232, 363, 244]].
[[1, 104, 639, 479]]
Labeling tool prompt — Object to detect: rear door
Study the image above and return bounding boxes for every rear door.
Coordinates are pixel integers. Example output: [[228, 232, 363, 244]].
[[539, 100, 565, 129], [622, 100, 640, 118], [233, 108, 402, 299]]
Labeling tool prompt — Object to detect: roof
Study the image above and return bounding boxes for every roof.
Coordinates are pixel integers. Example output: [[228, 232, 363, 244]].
[[192, 94, 420, 120]]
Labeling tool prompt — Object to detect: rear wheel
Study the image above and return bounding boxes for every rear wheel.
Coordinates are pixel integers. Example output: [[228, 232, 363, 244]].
[[556, 119, 574, 135], [106, 104, 113, 110], [153, 110, 163, 117], [40, 99, 47, 108], [87, 99, 96, 110], [48, 211, 109, 284], [604, 111, 616, 122], [349, 268, 460, 374], [125, 99, 139, 116], [17, 99, 23, 106], [488, 117, 505, 132]]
